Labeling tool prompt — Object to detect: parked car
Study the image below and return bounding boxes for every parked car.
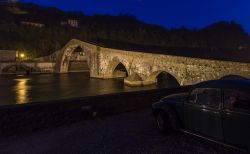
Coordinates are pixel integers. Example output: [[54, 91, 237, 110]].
[[152, 79, 250, 150]]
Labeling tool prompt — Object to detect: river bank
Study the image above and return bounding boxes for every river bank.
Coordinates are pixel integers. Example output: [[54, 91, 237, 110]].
[[0, 86, 189, 136]]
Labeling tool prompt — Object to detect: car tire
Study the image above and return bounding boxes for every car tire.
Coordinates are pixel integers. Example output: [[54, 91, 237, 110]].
[[155, 111, 172, 133]]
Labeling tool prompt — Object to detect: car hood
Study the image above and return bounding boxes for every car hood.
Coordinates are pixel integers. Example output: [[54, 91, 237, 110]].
[[152, 92, 188, 109], [160, 92, 188, 102]]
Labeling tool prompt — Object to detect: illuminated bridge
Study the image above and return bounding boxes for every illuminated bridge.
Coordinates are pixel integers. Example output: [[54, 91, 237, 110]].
[[1, 39, 250, 86]]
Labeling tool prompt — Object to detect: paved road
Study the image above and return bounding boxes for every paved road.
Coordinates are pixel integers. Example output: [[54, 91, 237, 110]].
[[0, 109, 244, 154]]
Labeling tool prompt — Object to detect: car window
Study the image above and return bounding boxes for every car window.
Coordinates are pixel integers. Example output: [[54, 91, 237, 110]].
[[189, 88, 221, 109], [189, 88, 199, 104], [224, 89, 250, 111]]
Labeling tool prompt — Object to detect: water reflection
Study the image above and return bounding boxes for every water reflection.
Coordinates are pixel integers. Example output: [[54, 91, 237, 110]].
[[0, 73, 159, 105], [14, 78, 30, 104]]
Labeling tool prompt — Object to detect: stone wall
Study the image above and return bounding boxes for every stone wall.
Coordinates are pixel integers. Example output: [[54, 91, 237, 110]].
[[0, 50, 17, 62]]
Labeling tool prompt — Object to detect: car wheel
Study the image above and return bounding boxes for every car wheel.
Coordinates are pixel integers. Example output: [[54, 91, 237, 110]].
[[155, 111, 171, 133]]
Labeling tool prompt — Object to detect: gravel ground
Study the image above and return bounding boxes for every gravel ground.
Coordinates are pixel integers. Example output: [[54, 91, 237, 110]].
[[0, 108, 245, 154]]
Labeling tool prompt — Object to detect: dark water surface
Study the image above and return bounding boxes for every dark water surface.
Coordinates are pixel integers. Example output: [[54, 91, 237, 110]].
[[0, 73, 158, 105]]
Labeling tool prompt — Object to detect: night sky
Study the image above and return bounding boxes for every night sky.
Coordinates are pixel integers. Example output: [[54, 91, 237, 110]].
[[20, 0, 250, 33]]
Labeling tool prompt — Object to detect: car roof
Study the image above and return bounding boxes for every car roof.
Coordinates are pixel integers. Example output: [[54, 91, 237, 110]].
[[193, 79, 250, 90]]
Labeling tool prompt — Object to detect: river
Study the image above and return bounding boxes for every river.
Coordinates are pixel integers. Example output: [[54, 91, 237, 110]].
[[0, 72, 159, 105]]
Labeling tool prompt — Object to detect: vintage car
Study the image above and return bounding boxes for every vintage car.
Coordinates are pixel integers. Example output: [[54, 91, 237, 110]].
[[152, 79, 250, 150]]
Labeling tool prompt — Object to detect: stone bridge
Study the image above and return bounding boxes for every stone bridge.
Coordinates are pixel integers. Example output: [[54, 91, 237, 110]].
[[55, 39, 250, 86], [1, 39, 250, 86]]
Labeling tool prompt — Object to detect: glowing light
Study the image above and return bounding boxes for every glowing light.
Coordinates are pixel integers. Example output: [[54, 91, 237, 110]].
[[20, 53, 25, 58]]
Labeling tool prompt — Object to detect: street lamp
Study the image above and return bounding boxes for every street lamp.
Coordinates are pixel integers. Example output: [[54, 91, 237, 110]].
[[20, 53, 25, 61], [20, 53, 24, 58]]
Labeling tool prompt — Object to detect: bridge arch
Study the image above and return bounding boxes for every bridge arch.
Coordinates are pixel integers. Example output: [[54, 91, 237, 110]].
[[144, 71, 180, 88], [55, 39, 90, 73], [2, 64, 40, 74], [105, 57, 129, 78], [113, 62, 128, 78]]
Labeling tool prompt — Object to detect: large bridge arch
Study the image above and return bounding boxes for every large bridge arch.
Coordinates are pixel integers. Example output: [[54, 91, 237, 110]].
[[113, 62, 128, 78], [55, 39, 90, 73]]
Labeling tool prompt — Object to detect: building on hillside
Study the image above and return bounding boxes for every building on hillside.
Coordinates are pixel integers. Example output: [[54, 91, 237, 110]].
[[0, 50, 18, 62], [60, 19, 79, 28], [68, 19, 79, 28], [21, 21, 45, 28]]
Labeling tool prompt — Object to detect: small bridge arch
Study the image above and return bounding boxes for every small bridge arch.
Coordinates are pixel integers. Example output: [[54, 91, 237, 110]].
[[105, 57, 129, 78], [144, 70, 180, 88], [2, 64, 40, 74]]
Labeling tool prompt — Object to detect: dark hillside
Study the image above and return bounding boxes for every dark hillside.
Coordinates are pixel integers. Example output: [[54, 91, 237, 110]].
[[0, 2, 250, 62]]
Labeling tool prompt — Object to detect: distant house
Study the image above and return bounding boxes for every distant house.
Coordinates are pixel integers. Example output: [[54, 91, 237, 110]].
[[68, 19, 79, 28], [21, 21, 45, 28], [238, 45, 247, 50], [61, 19, 79, 28], [0, 50, 18, 62], [60, 21, 67, 26]]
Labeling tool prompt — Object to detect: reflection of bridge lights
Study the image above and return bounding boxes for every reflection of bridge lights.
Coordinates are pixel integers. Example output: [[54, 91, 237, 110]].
[[14, 78, 30, 104]]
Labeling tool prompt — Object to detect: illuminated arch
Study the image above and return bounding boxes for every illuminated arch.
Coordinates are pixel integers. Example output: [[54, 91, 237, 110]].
[[55, 39, 90, 73], [113, 62, 128, 78], [106, 57, 129, 78]]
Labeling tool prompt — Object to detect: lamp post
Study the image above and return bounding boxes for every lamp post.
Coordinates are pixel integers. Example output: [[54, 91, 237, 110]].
[[18, 53, 25, 71]]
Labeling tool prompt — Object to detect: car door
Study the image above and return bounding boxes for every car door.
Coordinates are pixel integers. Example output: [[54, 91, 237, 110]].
[[222, 89, 250, 148], [184, 88, 223, 140]]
